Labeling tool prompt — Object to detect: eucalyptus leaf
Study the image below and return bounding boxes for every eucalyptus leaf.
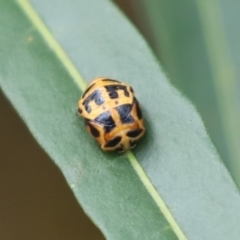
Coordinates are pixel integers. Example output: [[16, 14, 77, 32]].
[[1, 0, 240, 239]]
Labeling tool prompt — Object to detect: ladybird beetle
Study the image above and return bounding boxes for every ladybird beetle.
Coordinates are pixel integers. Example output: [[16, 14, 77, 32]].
[[77, 77, 145, 152]]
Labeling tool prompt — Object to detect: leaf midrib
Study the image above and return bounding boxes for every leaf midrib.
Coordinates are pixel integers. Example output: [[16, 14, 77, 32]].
[[17, 0, 187, 239]]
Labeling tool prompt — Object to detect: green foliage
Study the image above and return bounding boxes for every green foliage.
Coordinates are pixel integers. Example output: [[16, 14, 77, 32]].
[[1, 0, 240, 239], [133, 0, 240, 186]]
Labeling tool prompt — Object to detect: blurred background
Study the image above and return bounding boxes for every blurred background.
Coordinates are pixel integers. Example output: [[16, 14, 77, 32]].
[[1, 0, 240, 239], [113, 0, 240, 186], [0, 92, 104, 239]]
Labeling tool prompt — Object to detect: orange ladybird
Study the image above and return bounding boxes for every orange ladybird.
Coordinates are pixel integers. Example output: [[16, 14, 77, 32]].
[[78, 78, 145, 152]]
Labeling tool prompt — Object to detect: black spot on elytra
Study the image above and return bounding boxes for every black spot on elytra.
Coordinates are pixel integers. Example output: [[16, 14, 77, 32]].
[[105, 136, 122, 148], [125, 90, 130, 97], [130, 87, 134, 93], [126, 129, 143, 138], [95, 96, 104, 105], [116, 104, 134, 124], [87, 123, 100, 138], [109, 91, 118, 99], [122, 115, 134, 124], [83, 89, 105, 113], [77, 108, 82, 114], [135, 99, 142, 120], [105, 85, 130, 98], [95, 111, 116, 133], [86, 105, 92, 113], [117, 104, 131, 118]]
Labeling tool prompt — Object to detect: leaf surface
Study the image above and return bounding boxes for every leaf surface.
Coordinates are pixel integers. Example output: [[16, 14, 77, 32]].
[[134, 0, 240, 185], [1, 0, 240, 239]]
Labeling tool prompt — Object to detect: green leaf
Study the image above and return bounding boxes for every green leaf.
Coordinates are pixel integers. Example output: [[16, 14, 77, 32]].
[[1, 0, 240, 239], [133, 0, 240, 185]]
